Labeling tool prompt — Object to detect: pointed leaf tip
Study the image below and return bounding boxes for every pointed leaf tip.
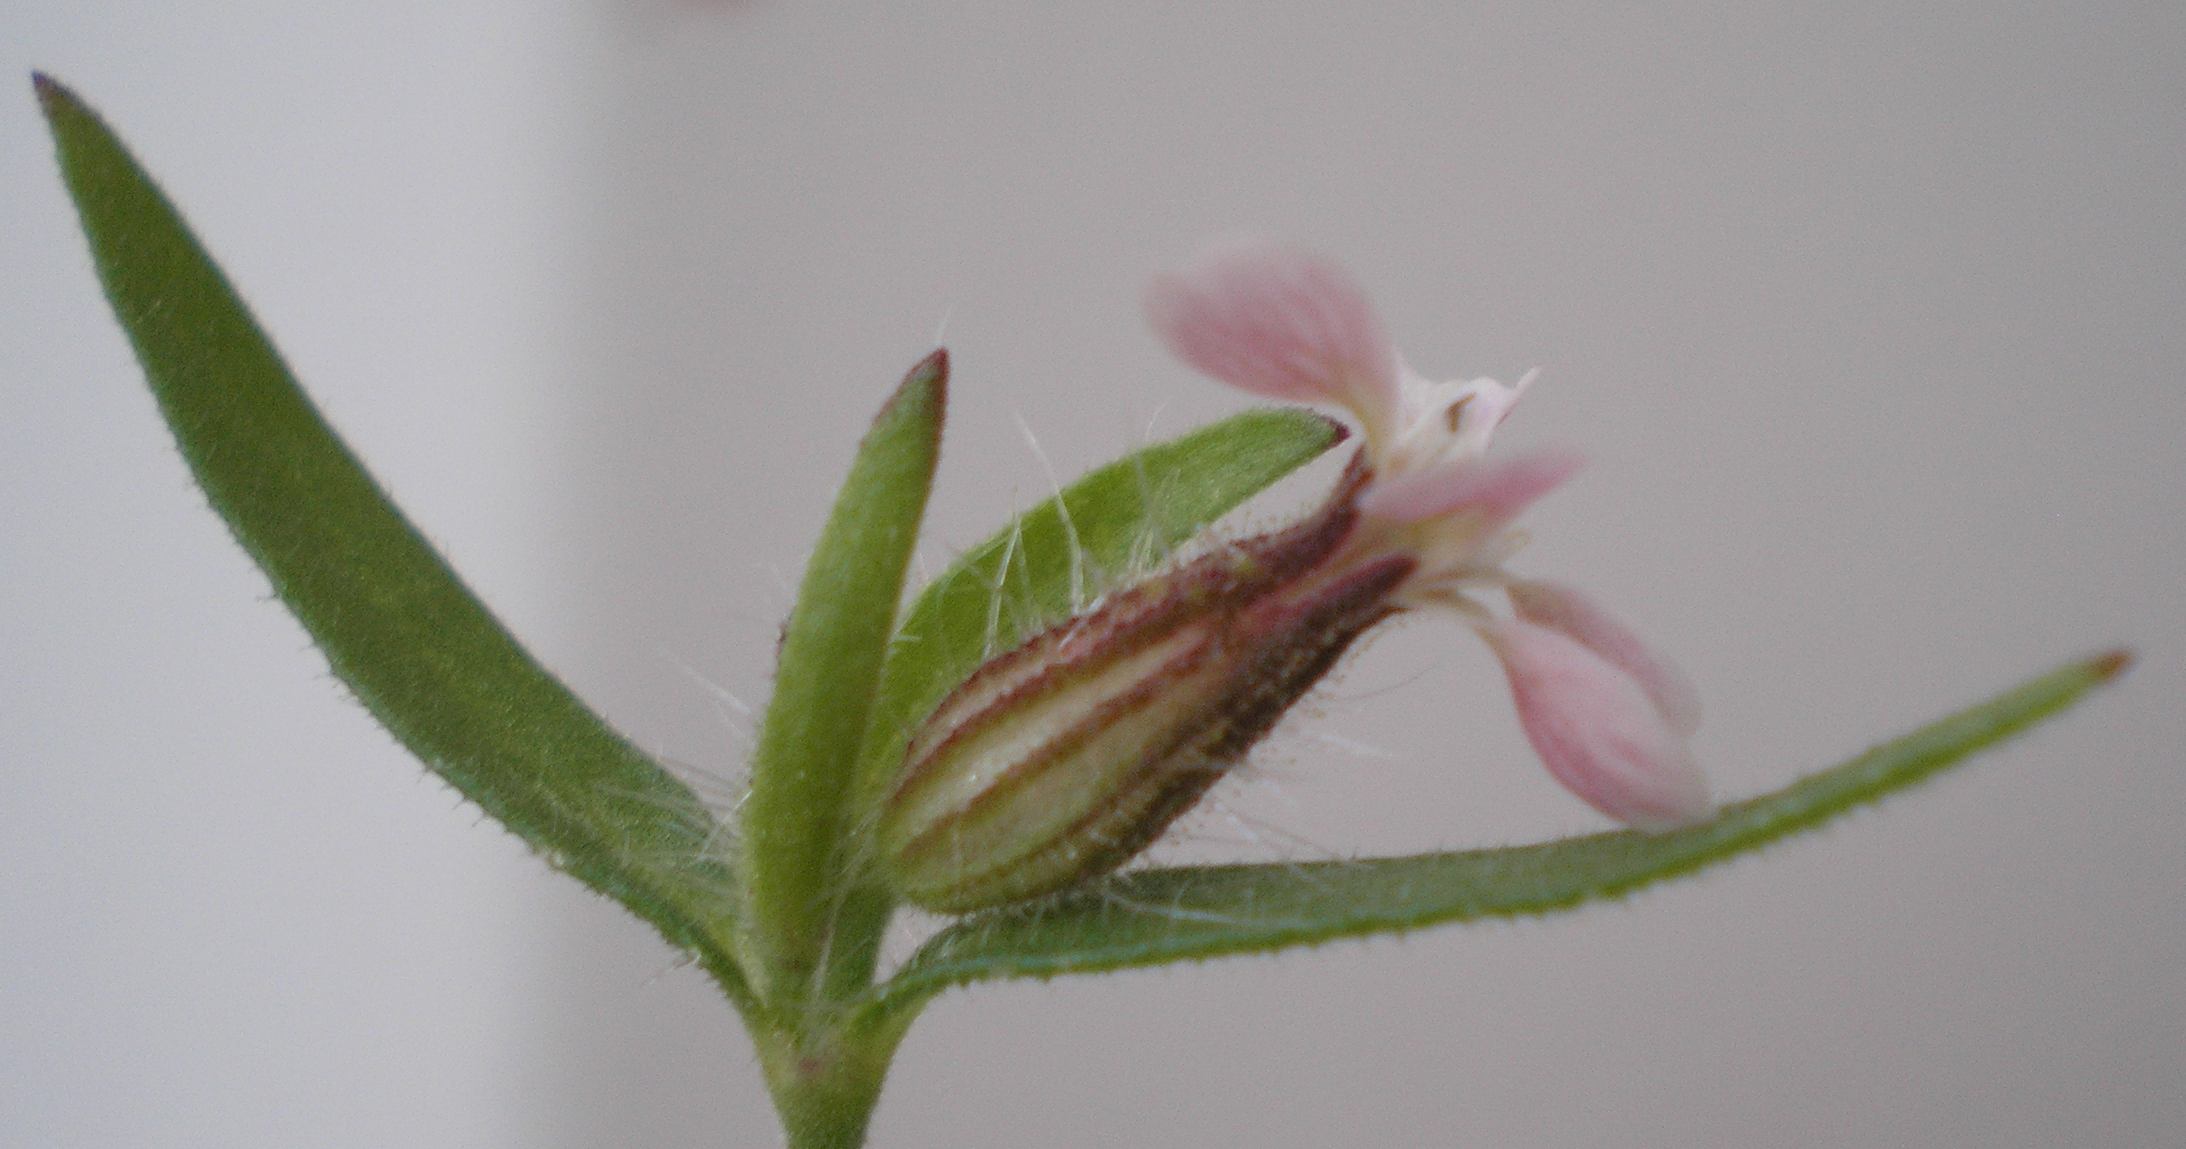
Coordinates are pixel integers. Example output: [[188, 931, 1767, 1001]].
[[890, 347, 948, 430], [32, 71, 86, 124], [2089, 648, 2134, 682]]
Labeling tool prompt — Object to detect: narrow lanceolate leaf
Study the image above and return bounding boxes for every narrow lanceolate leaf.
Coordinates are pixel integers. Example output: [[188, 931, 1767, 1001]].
[[852, 407, 1344, 808], [738, 352, 946, 1001], [36, 76, 754, 1002], [870, 651, 2129, 1013]]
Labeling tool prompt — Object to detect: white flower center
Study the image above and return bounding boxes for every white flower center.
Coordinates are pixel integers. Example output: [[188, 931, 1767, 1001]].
[[1371, 366, 1537, 480]]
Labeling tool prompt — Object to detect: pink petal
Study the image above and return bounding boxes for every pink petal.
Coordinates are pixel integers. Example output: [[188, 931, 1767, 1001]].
[[1145, 239, 1399, 424], [1507, 580, 1702, 737], [1356, 448, 1584, 526], [1481, 619, 1713, 832]]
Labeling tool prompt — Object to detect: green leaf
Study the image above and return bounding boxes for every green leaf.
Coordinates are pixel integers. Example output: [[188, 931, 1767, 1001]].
[[37, 75, 753, 1005], [870, 650, 2129, 1013], [851, 407, 1344, 807], [737, 352, 946, 1003]]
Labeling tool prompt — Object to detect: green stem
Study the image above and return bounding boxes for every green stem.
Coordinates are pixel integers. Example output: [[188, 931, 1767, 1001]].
[[756, 1011, 915, 1149], [814, 884, 897, 1004]]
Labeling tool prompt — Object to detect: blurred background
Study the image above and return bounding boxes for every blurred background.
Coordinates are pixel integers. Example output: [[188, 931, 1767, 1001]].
[[5, 3, 2182, 1146]]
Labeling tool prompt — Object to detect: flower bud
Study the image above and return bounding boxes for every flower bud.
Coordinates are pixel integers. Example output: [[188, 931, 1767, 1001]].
[[877, 487, 1412, 913]]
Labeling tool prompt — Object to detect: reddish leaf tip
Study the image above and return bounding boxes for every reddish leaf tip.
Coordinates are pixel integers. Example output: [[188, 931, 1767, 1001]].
[[896, 347, 949, 419], [31, 70, 69, 112], [892, 347, 948, 437], [2089, 648, 2136, 683]]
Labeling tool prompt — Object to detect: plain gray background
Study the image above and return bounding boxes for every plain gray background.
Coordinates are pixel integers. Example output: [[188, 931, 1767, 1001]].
[[6, 4, 2182, 1146]]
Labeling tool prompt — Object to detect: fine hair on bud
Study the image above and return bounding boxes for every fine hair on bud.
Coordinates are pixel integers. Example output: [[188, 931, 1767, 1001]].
[[876, 467, 1413, 913]]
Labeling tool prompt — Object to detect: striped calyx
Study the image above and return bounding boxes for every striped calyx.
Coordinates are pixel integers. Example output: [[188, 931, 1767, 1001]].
[[877, 472, 1407, 913]]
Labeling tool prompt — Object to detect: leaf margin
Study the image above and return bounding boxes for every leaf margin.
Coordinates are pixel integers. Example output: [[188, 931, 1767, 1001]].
[[736, 350, 947, 1002], [866, 649, 2130, 1016], [37, 72, 756, 1006]]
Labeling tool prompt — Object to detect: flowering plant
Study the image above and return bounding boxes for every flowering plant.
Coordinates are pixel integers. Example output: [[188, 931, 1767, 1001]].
[[38, 74, 2127, 1149]]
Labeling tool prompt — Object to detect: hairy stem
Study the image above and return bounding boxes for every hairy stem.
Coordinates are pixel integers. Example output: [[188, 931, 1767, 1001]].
[[756, 1010, 916, 1149]]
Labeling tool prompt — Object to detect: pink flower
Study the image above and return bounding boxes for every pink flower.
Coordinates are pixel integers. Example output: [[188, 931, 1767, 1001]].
[[1147, 239, 1711, 831]]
